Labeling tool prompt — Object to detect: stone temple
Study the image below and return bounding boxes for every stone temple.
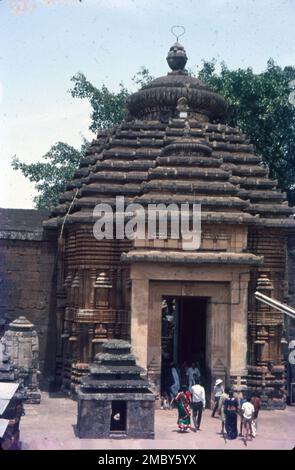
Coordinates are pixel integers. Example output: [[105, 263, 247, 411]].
[[1, 41, 295, 409]]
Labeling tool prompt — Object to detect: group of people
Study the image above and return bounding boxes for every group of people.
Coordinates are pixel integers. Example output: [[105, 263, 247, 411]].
[[171, 378, 261, 445], [163, 362, 201, 408]]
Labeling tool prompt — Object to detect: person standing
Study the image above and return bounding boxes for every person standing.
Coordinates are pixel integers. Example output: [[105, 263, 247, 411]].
[[169, 363, 180, 406], [241, 395, 255, 444], [251, 392, 261, 435], [186, 362, 201, 392], [180, 361, 188, 388], [191, 379, 206, 431], [211, 379, 224, 417], [174, 385, 191, 432], [218, 386, 230, 435], [238, 391, 247, 437], [224, 390, 239, 439]]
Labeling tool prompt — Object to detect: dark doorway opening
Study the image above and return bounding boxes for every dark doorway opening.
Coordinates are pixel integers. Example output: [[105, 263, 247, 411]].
[[161, 296, 207, 395], [110, 401, 127, 432]]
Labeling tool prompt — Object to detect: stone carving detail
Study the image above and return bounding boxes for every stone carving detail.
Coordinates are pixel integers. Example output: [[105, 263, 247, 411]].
[[77, 340, 155, 438], [2, 316, 41, 404], [42, 40, 294, 409]]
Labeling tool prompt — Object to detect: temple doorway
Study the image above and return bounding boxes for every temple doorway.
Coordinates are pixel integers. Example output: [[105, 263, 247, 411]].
[[161, 296, 207, 395]]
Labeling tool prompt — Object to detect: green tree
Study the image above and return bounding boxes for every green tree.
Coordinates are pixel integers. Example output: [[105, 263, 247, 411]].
[[11, 142, 85, 209], [69, 73, 129, 133], [198, 59, 295, 204]]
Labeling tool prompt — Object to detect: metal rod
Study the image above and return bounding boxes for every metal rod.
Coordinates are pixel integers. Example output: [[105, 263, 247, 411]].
[[254, 291, 295, 319]]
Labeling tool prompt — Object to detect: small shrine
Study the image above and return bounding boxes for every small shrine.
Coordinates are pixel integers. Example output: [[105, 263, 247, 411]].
[[77, 340, 155, 438], [2, 316, 41, 404]]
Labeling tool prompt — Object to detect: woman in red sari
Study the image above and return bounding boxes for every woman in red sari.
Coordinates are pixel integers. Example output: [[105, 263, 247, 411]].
[[174, 385, 191, 432]]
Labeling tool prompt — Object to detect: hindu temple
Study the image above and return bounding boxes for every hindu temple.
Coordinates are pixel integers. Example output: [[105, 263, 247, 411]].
[[1, 40, 295, 410]]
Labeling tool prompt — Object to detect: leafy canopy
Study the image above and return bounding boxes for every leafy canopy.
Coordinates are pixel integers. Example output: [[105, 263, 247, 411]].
[[198, 59, 295, 204]]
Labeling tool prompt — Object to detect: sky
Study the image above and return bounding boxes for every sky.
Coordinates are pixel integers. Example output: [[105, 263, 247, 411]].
[[0, 0, 294, 208]]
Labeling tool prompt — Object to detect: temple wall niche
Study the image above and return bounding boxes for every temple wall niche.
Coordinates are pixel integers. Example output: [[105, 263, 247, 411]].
[[0, 209, 57, 387]]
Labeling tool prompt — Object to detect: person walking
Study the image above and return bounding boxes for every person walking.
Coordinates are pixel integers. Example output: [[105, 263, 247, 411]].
[[173, 385, 191, 432], [191, 379, 206, 431], [211, 379, 223, 417]]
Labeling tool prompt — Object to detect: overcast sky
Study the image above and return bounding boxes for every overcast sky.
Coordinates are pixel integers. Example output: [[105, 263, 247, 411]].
[[1, 0, 294, 208]]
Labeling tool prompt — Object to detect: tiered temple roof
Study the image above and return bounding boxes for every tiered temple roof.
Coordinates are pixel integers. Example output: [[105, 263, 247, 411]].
[[44, 41, 294, 229]]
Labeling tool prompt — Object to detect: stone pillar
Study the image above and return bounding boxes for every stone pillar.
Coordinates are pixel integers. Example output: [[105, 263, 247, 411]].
[[209, 299, 230, 387], [3, 316, 41, 404], [229, 272, 249, 390], [147, 294, 162, 395], [130, 279, 149, 371]]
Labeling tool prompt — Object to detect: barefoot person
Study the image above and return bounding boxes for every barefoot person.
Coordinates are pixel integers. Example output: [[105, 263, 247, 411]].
[[174, 385, 191, 432], [241, 395, 255, 444], [191, 379, 206, 431], [238, 391, 247, 437]]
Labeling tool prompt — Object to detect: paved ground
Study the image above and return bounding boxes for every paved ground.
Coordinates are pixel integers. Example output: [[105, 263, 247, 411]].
[[20, 392, 295, 450]]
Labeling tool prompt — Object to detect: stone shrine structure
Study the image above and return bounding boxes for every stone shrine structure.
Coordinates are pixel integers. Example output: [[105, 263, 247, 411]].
[[77, 340, 155, 438], [2, 316, 41, 404], [0, 346, 26, 449], [0, 339, 18, 383], [43, 40, 295, 408], [0, 382, 25, 450]]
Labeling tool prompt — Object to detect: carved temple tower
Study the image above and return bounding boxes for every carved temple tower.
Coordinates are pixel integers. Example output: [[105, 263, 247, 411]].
[[44, 41, 294, 407]]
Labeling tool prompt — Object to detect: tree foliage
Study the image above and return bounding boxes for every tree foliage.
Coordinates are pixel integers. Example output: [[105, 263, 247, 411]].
[[198, 59, 295, 204], [69, 73, 129, 132], [11, 142, 84, 209]]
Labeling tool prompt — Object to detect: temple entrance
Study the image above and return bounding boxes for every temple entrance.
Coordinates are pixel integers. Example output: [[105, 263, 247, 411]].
[[161, 296, 207, 395]]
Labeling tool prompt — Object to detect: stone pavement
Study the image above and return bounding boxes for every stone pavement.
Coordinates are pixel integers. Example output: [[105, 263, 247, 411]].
[[20, 392, 295, 450]]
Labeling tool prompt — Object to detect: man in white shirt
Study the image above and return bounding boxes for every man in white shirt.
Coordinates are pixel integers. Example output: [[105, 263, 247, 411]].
[[241, 396, 255, 443], [191, 379, 206, 431]]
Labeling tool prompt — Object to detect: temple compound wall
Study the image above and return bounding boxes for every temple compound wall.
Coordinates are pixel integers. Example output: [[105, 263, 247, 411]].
[[0, 208, 57, 386]]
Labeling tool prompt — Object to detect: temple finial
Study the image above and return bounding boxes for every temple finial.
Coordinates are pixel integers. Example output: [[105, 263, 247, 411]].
[[167, 26, 188, 73]]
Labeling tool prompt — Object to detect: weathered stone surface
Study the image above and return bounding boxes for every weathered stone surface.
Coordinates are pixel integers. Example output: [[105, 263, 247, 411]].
[[0, 208, 57, 386], [2, 316, 41, 403], [77, 340, 155, 439]]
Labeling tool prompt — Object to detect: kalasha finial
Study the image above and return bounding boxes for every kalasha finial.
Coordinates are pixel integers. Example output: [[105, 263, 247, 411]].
[[167, 25, 188, 73]]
